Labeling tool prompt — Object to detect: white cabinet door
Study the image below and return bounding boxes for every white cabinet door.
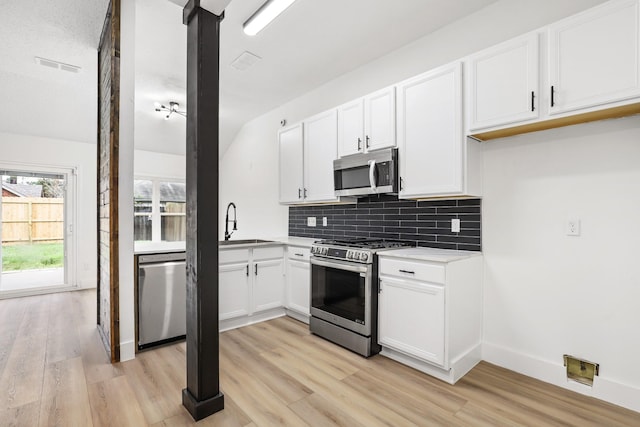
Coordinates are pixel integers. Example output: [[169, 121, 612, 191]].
[[338, 99, 364, 157], [219, 263, 250, 320], [303, 109, 338, 203], [365, 87, 396, 151], [379, 276, 445, 367], [287, 258, 310, 315], [468, 33, 539, 131], [548, 0, 640, 115], [278, 123, 304, 204], [253, 259, 284, 313], [398, 62, 463, 198]]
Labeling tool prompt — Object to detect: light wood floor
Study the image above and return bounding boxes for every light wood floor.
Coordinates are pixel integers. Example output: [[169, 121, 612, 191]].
[[1, 289, 639, 427]]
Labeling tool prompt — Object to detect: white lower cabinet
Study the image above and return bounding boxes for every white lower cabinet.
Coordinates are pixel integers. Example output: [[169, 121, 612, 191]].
[[285, 246, 311, 321], [219, 262, 250, 320], [378, 251, 483, 384], [253, 258, 285, 312], [219, 246, 284, 329], [379, 276, 445, 367]]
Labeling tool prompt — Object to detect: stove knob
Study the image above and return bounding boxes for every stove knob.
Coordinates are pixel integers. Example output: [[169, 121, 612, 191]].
[[322, 247, 328, 255], [360, 253, 369, 262], [311, 247, 316, 254]]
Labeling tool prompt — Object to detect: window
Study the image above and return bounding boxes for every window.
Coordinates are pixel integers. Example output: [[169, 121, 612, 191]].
[[134, 179, 186, 242]]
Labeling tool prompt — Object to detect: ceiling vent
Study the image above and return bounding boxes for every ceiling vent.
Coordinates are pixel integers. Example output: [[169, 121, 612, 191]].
[[35, 57, 81, 74], [230, 51, 261, 71]]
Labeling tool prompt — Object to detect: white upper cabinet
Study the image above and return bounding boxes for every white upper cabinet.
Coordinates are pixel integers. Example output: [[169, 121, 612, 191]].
[[397, 62, 480, 198], [467, 32, 540, 131], [304, 109, 339, 203], [365, 87, 396, 152], [548, 0, 640, 115], [337, 87, 396, 157], [337, 99, 364, 157], [278, 110, 339, 205], [278, 123, 304, 204]]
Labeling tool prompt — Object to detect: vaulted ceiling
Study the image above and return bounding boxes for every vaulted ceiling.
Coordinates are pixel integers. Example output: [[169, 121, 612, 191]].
[[0, 0, 499, 156]]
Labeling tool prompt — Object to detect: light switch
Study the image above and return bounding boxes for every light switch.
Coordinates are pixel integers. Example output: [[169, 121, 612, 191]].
[[323, 217, 328, 226], [451, 218, 461, 233], [307, 217, 316, 227]]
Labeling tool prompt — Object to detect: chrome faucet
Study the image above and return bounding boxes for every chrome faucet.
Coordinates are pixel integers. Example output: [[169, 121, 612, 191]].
[[224, 202, 237, 241]]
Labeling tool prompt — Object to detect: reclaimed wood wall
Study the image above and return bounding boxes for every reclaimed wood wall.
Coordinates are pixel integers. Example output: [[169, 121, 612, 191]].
[[97, 0, 120, 363]]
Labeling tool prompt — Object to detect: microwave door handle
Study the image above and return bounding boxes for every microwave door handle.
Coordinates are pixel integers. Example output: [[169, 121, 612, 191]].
[[368, 160, 377, 191]]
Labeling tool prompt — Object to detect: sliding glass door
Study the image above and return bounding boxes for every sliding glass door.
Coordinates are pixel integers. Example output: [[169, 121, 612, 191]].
[[0, 167, 75, 295]]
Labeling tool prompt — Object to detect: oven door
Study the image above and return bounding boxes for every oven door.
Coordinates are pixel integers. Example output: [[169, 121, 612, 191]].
[[310, 256, 373, 337]]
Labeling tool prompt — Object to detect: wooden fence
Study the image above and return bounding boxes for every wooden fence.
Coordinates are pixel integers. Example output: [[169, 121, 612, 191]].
[[1, 197, 64, 244]]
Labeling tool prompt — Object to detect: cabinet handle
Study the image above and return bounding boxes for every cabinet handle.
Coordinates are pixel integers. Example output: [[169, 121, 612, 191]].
[[551, 85, 555, 107], [304, 188, 307, 198], [399, 269, 415, 275], [357, 137, 362, 150], [254, 264, 258, 276], [246, 265, 249, 276], [365, 135, 370, 148], [531, 91, 535, 112], [294, 253, 304, 257], [399, 176, 404, 191], [298, 188, 302, 199]]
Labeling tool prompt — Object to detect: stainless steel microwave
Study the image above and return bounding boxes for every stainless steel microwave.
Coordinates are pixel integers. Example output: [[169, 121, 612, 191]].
[[333, 148, 398, 197]]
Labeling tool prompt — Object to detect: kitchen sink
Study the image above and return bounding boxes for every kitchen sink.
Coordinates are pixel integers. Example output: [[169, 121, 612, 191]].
[[218, 239, 275, 246]]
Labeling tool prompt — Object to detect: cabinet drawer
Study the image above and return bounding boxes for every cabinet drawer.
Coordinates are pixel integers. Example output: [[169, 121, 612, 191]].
[[287, 246, 310, 261], [219, 248, 250, 264], [379, 258, 445, 284], [253, 245, 284, 260]]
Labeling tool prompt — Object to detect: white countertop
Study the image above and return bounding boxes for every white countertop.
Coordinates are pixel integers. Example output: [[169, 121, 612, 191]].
[[134, 236, 316, 255], [269, 236, 316, 247], [378, 247, 482, 263], [134, 241, 186, 255]]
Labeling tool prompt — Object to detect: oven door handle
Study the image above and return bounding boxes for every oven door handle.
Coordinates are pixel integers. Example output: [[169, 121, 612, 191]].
[[310, 257, 370, 274]]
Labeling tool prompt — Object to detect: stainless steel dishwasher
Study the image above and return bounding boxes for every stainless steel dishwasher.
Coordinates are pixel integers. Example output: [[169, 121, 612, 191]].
[[137, 252, 186, 350]]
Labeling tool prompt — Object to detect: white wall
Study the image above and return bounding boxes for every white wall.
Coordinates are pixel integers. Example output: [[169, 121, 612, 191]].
[[0, 131, 97, 289], [134, 149, 185, 180], [482, 116, 640, 411], [219, 0, 640, 410], [219, 118, 288, 240]]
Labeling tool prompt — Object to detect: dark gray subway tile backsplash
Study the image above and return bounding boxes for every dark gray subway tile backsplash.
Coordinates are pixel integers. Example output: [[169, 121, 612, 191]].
[[288, 195, 481, 251]]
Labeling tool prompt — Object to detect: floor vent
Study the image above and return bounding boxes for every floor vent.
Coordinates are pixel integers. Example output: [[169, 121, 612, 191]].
[[35, 57, 81, 73]]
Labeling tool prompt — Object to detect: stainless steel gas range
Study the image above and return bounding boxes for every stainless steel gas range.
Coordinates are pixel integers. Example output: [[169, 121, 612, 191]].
[[309, 238, 413, 357]]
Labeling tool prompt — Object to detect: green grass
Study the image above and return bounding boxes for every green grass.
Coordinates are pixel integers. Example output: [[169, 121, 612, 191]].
[[1, 243, 64, 271]]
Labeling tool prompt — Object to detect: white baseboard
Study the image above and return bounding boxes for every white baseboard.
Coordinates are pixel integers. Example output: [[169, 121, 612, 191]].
[[380, 343, 481, 385], [220, 308, 286, 332], [120, 339, 136, 362], [284, 308, 310, 324], [482, 341, 640, 413]]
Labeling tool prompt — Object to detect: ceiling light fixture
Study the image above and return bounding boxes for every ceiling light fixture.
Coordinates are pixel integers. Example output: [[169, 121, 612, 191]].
[[243, 0, 298, 36], [154, 102, 186, 120]]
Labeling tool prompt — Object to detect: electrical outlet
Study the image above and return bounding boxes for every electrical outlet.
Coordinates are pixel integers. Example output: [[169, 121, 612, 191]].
[[566, 218, 581, 236], [323, 217, 328, 227], [451, 218, 461, 233], [307, 217, 316, 227]]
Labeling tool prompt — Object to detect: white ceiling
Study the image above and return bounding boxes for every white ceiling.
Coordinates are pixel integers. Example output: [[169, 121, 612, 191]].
[[0, 0, 499, 156]]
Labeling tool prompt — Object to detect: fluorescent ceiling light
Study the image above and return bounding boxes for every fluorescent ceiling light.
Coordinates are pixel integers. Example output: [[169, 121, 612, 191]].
[[243, 0, 297, 36]]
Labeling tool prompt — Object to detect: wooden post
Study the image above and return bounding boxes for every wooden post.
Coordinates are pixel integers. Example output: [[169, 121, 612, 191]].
[[181, 0, 224, 421]]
